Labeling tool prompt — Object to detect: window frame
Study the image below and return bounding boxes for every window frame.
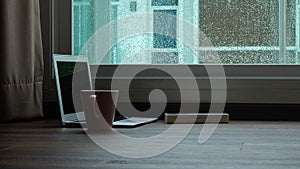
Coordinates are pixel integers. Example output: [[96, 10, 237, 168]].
[[51, 0, 300, 104]]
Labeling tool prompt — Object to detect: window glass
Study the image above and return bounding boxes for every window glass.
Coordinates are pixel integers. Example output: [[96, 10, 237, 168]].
[[152, 0, 178, 6], [73, 0, 94, 55], [72, 0, 299, 64], [199, 0, 297, 64], [152, 52, 178, 64], [287, 0, 297, 63], [153, 10, 177, 49]]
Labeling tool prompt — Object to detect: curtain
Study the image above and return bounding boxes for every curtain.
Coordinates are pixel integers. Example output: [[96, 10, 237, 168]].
[[0, 0, 44, 122]]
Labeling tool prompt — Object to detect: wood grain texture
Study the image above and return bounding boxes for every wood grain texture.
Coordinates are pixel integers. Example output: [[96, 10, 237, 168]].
[[0, 120, 300, 169]]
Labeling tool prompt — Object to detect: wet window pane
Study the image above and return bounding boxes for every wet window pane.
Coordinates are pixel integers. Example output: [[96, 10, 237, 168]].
[[200, 1, 279, 47], [287, 0, 296, 47], [72, 0, 299, 64], [152, 0, 178, 6], [199, 0, 298, 64], [152, 52, 179, 64], [153, 10, 177, 48], [73, 0, 94, 55]]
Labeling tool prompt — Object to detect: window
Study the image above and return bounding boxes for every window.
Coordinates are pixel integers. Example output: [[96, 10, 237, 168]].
[[52, 0, 300, 105], [72, 0, 299, 64], [199, 0, 298, 64], [73, 0, 94, 55], [73, 0, 196, 64], [152, 0, 179, 64]]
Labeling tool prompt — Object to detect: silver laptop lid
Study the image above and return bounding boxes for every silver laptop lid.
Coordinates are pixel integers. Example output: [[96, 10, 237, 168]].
[[53, 55, 93, 124]]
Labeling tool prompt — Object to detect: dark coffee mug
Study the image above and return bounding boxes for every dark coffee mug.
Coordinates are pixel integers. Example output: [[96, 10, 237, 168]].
[[81, 90, 119, 131]]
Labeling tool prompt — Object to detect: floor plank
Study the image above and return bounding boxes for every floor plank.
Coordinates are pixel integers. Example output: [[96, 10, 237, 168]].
[[0, 120, 300, 169]]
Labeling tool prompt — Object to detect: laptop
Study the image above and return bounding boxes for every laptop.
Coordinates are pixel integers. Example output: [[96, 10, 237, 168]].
[[53, 54, 157, 127]]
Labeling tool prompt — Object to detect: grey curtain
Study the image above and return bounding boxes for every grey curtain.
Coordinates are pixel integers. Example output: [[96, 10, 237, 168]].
[[0, 0, 44, 122]]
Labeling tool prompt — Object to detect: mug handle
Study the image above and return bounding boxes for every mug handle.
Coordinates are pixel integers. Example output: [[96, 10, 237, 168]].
[[89, 95, 101, 120]]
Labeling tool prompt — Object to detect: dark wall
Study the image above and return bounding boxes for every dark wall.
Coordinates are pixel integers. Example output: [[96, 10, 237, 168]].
[[40, 0, 59, 118], [53, 0, 72, 54], [40, 0, 53, 90]]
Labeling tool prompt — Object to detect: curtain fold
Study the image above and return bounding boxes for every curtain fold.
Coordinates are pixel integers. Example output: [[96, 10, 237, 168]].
[[0, 0, 44, 122]]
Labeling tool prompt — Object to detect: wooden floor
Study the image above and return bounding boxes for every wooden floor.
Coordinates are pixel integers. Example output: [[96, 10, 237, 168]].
[[0, 119, 300, 169]]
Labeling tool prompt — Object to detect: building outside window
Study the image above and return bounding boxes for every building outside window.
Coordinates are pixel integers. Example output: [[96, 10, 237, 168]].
[[72, 0, 300, 64]]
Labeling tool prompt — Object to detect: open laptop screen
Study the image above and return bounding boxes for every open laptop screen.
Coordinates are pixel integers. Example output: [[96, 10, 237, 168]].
[[57, 61, 91, 115]]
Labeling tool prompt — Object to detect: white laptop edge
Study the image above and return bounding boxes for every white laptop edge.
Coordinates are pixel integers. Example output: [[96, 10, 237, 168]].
[[53, 54, 93, 125]]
